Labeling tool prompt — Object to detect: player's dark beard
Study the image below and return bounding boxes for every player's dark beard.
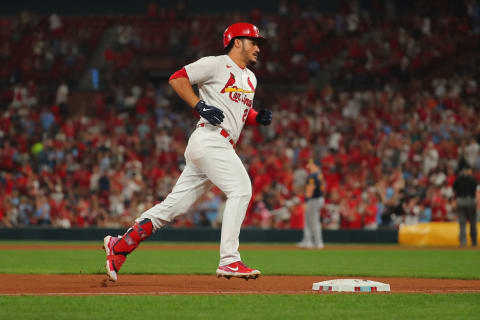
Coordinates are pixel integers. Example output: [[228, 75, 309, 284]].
[[241, 47, 257, 66]]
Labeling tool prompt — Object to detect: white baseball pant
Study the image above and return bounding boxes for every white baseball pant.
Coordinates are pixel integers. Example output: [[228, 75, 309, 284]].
[[137, 124, 252, 266]]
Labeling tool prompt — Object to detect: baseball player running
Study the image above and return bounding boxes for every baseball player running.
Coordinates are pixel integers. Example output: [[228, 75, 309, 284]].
[[103, 23, 272, 281], [297, 159, 325, 249]]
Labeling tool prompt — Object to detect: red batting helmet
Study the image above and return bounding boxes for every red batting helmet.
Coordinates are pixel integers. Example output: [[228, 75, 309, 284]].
[[223, 22, 266, 48]]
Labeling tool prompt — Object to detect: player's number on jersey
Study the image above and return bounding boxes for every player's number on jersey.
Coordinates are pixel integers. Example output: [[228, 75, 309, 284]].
[[242, 108, 249, 122]]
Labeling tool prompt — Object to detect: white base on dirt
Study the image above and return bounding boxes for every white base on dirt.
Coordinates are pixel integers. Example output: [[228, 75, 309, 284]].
[[312, 279, 390, 292]]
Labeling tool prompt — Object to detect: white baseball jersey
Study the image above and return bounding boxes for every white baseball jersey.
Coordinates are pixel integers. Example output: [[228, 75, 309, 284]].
[[184, 54, 257, 143]]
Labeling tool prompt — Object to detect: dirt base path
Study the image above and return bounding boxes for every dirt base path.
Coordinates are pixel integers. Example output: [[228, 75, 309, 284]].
[[1, 274, 480, 296]]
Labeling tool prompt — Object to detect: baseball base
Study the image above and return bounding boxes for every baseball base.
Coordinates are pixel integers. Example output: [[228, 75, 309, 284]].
[[312, 279, 391, 292]]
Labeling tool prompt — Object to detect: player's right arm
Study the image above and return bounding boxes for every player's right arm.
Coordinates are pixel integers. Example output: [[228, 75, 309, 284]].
[[169, 57, 224, 125], [168, 56, 218, 108], [168, 76, 200, 108]]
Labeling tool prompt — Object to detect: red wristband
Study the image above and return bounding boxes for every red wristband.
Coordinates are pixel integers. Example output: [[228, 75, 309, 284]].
[[246, 108, 258, 125]]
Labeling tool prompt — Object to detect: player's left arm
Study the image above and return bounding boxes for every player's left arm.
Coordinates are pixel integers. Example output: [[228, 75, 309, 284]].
[[246, 108, 272, 126], [245, 72, 272, 126], [244, 75, 272, 126]]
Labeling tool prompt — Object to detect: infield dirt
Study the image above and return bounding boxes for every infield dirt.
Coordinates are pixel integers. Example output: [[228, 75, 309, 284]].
[[1, 274, 480, 295]]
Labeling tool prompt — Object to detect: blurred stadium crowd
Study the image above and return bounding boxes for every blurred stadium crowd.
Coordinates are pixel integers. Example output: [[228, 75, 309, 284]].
[[0, 0, 479, 229]]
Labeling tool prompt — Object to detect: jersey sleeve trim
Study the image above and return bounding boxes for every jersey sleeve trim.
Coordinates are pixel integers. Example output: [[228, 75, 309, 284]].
[[169, 67, 189, 81]]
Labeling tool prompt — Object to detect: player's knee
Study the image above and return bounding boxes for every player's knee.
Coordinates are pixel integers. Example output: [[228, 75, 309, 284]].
[[229, 184, 252, 199]]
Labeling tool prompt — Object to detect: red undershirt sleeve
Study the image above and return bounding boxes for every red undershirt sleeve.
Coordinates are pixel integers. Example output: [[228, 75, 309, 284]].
[[169, 67, 189, 81], [245, 108, 258, 125]]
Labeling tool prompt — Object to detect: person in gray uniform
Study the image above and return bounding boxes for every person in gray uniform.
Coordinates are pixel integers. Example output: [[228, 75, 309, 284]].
[[453, 166, 478, 247], [297, 159, 325, 249]]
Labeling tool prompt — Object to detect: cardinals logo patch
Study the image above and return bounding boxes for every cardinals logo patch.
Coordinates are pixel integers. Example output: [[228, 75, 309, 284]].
[[220, 73, 255, 94], [221, 72, 236, 93], [220, 72, 254, 107]]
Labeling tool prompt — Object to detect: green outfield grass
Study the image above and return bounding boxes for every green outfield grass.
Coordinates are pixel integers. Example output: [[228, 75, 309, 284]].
[[0, 241, 479, 279], [1, 294, 480, 320], [1, 241, 479, 320]]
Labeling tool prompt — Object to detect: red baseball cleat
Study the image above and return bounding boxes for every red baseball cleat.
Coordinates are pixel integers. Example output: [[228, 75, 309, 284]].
[[216, 261, 261, 280], [103, 235, 126, 282]]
